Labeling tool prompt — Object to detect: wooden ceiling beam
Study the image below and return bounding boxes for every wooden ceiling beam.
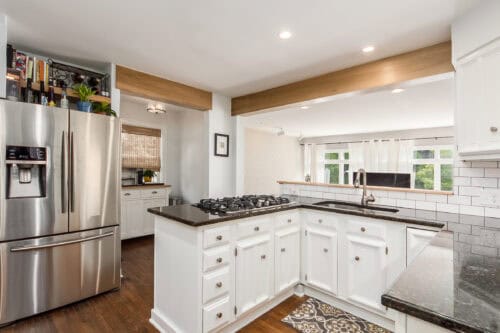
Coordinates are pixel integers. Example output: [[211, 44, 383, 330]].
[[116, 65, 212, 111], [231, 41, 453, 116]]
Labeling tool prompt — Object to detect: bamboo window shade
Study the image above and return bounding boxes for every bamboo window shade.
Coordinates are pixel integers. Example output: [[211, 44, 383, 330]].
[[121, 125, 161, 171]]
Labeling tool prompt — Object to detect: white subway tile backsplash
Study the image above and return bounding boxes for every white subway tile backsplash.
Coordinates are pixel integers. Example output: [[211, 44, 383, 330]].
[[459, 186, 483, 197], [396, 199, 416, 209], [426, 194, 448, 203], [378, 197, 396, 206], [459, 205, 485, 216], [471, 161, 498, 168], [485, 168, 500, 177], [387, 191, 406, 199], [471, 177, 498, 188], [416, 201, 437, 211], [437, 203, 459, 213], [454, 161, 472, 168], [406, 193, 426, 201], [453, 177, 471, 186], [447, 195, 472, 205], [459, 168, 484, 177], [336, 194, 349, 201], [485, 208, 500, 218], [322, 192, 336, 200]]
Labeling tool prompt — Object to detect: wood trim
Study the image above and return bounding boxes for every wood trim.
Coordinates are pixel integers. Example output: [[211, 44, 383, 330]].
[[122, 124, 161, 137], [277, 180, 454, 196], [116, 65, 212, 111], [232, 41, 453, 115]]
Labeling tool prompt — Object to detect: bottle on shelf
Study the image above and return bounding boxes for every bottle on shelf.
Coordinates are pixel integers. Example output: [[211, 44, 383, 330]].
[[60, 86, 69, 109], [25, 78, 34, 103], [48, 79, 56, 107], [40, 81, 48, 106]]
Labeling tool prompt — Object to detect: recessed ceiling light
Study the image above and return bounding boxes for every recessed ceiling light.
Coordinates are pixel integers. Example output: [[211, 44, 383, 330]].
[[279, 31, 292, 40], [362, 45, 375, 53], [391, 88, 405, 94], [300, 106, 309, 110]]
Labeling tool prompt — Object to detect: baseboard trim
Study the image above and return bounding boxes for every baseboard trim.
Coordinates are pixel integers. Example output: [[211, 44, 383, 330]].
[[150, 308, 183, 333]]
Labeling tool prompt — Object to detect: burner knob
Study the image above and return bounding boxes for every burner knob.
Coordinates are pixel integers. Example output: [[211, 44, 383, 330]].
[[216, 235, 223, 241], [254, 226, 260, 232]]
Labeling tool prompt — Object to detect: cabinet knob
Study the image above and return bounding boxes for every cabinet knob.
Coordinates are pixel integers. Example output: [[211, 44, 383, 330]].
[[124, 193, 131, 196], [261, 254, 266, 260], [216, 257, 223, 263], [361, 227, 366, 232], [216, 312, 223, 319], [152, 191, 158, 194], [216, 235, 223, 241], [491, 126, 498, 133], [216, 282, 223, 288], [281, 248, 286, 252], [287, 219, 292, 223], [254, 226, 260, 232], [355, 256, 360, 261], [318, 219, 323, 223], [323, 248, 328, 253]]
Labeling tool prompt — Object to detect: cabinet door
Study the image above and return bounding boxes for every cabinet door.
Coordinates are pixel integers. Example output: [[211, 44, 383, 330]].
[[143, 199, 166, 235], [407, 228, 437, 266], [480, 46, 500, 144], [275, 226, 300, 294], [304, 226, 338, 294], [124, 200, 143, 238], [235, 235, 273, 316], [120, 204, 128, 239], [345, 234, 387, 313]]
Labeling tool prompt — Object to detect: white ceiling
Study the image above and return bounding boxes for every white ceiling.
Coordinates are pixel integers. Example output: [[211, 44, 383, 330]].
[[243, 76, 455, 138], [1, 0, 479, 97]]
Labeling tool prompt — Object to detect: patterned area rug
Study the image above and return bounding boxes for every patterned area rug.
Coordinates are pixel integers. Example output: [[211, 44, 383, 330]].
[[282, 298, 391, 333]]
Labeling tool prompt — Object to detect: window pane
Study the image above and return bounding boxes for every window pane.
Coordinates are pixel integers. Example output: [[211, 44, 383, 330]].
[[324, 164, 340, 184], [414, 164, 434, 190], [441, 164, 453, 191], [440, 149, 453, 159], [343, 164, 349, 185], [325, 152, 339, 160], [344, 152, 350, 160], [413, 150, 435, 159]]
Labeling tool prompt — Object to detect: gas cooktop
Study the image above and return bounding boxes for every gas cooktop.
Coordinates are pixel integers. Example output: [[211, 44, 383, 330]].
[[195, 195, 292, 215]]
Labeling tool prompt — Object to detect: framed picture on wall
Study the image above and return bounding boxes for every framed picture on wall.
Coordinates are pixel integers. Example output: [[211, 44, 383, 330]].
[[214, 133, 229, 157]]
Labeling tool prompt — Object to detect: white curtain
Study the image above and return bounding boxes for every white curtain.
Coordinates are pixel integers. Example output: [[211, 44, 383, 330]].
[[303, 143, 326, 182], [348, 139, 414, 174]]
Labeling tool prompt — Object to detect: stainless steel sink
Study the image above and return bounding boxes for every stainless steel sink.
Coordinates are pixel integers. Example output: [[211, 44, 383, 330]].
[[313, 200, 399, 213]]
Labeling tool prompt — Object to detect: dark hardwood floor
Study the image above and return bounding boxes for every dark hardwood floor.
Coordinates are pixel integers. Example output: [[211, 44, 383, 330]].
[[1, 236, 303, 333]]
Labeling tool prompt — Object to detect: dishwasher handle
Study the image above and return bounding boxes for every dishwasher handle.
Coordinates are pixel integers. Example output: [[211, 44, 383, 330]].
[[10, 231, 114, 252]]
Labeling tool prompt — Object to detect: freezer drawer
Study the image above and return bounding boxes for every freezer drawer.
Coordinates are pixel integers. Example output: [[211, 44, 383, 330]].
[[0, 226, 120, 325]]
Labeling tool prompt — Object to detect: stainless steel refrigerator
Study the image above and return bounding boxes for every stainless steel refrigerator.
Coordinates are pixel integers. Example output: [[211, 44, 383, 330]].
[[0, 99, 120, 325]]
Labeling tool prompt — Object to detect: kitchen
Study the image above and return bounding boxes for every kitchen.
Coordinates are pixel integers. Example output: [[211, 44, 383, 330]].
[[0, 1, 499, 333]]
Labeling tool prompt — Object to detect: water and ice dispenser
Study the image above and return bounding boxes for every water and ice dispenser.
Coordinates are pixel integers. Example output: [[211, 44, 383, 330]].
[[6, 146, 47, 198]]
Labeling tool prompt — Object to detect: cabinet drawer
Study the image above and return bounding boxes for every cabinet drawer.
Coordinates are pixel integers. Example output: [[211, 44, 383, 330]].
[[305, 211, 336, 228], [237, 217, 272, 239], [121, 190, 141, 200], [203, 245, 231, 272], [275, 211, 299, 229], [204, 226, 231, 249], [141, 188, 166, 199], [203, 296, 231, 333], [347, 218, 386, 239], [203, 267, 230, 304]]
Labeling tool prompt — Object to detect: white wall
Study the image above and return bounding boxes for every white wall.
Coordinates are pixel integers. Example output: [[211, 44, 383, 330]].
[[244, 128, 303, 195], [208, 94, 235, 198], [0, 14, 7, 98]]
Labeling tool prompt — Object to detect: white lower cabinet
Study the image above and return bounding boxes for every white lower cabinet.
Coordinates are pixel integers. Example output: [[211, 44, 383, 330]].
[[235, 232, 273, 315], [345, 234, 387, 313], [275, 226, 300, 294], [304, 225, 338, 294], [121, 199, 143, 239]]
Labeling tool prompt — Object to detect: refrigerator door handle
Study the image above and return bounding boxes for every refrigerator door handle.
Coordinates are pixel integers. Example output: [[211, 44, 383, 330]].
[[61, 131, 67, 213], [9, 231, 114, 252], [70, 131, 75, 212]]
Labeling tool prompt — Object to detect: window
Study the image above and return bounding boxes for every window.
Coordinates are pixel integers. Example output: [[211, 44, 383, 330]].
[[412, 147, 453, 191], [121, 125, 161, 171], [323, 150, 350, 185]]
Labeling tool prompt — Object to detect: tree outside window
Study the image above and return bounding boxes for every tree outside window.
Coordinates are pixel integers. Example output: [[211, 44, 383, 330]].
[[413, 147, 454, 191], [323, 150, 349, 185]]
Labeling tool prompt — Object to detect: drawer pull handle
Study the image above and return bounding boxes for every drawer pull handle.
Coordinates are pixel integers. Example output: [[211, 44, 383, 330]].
[[491, 126, 498, 133], [124, 193, 131, 196], [281, 248, 286, 252], [216, 312, 223, 319], [254, 226, 260, 232], [323, 248, 328, 253], [216, 235, 223, 241], [261, 254, 266, 260], [361, 227, 366, 232], [152, 191, 158, 194], [216, 257, 223, 263], [355, 256, 360, 261], [318, 219, 323, 223], [287, 219, 292, 223], [216, 282, 223, 288]]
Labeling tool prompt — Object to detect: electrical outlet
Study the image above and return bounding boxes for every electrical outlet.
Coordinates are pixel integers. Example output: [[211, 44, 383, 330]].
[[479, 189, 500, 207]]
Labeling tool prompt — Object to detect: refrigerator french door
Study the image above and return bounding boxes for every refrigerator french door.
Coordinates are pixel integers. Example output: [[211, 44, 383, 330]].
[[0, 100, 120, 325]]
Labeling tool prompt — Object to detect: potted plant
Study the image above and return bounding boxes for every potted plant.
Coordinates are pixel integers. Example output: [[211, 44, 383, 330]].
[[143, 169, 155, 183], [73, 83, 95, 112], [93, 101, 117, 117]]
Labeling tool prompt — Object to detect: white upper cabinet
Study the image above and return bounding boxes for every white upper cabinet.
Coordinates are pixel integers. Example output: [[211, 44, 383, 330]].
[[304, 225, 338, 295], [453, 1, 500, 160], [274, 226, 300, 294]]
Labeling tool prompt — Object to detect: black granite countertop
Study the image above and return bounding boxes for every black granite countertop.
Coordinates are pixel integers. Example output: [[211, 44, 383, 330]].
[[147, 195, 445, 228]]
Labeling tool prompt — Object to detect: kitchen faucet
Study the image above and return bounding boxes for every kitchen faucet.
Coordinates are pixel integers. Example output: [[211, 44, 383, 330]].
[[354, 168, 375, 206]]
